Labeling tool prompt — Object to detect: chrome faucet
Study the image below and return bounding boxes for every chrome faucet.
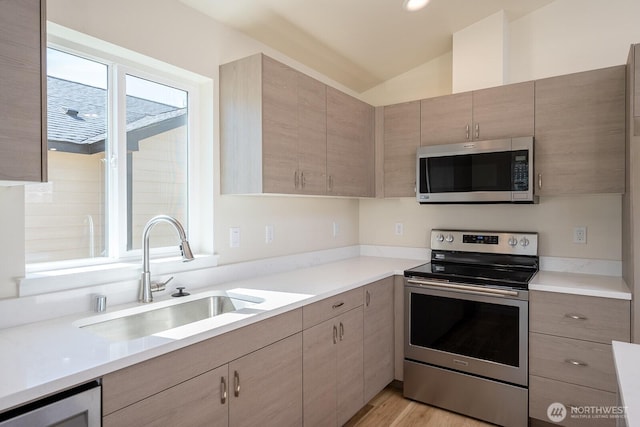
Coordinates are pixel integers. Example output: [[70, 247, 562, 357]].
[[139, 215, 194, 303]]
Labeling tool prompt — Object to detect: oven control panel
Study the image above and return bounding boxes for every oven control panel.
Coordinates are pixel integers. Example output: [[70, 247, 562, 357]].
[[431, 230, 538, 256]]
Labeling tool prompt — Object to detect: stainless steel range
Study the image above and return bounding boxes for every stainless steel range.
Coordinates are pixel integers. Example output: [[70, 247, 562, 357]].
[[404, 229, 538, 427]]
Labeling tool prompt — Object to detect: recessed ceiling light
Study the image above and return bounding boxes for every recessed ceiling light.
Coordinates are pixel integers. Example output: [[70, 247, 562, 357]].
[[403, 0, 430, 12]]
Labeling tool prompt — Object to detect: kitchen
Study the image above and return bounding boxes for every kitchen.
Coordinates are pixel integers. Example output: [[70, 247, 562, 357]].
[[0, 0, 639, 426]]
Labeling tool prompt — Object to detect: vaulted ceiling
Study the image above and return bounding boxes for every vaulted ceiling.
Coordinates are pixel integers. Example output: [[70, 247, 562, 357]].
[[179, 0, 555, 93]]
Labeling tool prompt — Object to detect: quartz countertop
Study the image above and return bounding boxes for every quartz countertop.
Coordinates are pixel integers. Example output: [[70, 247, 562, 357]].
[[0, 256, 421, 413], [530, 270, 631, 300], [612, 341, 640, 426]]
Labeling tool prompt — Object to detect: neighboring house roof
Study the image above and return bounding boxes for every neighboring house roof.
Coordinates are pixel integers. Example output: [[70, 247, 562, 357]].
[[47, 76, 187, 154]]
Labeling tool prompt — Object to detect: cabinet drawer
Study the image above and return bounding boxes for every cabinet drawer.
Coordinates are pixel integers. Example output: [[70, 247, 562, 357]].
[[530, 291, 630, 343], [303, 288, 362, 329], [103, 308, 302, 415], [530, 333, 616, 392], [529, 375, 617, 427]]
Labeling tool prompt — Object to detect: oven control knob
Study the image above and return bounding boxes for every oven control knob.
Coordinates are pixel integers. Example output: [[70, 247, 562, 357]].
[[445, 234, 454, 243], [436, 233, 445, 243], [508, 236, 518, 247], [520, 237, 530, 247]]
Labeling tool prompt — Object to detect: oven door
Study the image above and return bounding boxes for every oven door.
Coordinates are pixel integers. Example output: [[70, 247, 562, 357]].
[[404, 279, 528, 386]]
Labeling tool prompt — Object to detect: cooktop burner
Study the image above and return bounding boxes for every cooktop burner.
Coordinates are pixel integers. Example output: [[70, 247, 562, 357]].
[[404, 229, 539, 290]]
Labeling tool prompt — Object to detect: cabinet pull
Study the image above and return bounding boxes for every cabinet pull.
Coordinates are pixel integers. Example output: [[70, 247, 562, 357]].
[[301, 171, 306, 188], [332, 302, 344, 309], [328, 175, 333, 191], [333, 325, 338, 344], [474, 123, 480, 139], [538, 173, 542, 190], [294, 170, 299, 189], [465, 124, 470, 140], [565, 359, 588, 367], [234, 370, 240, 397], [565, 313, 588, 321], [365, 290, 370, 307], [220, 376, 227, 404], [339, 322, 344, 341]]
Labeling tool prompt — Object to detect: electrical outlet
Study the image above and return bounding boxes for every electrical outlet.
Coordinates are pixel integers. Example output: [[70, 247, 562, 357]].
[[229, 227, 240, 248], [332, 222, 340, 238], [573, 226, 587, 244], [265, 225, 274, 244], [395, 222, 404, 236]]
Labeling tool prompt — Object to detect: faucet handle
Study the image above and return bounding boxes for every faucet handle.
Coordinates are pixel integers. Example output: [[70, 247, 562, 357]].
[[150, 276, 174, 293]]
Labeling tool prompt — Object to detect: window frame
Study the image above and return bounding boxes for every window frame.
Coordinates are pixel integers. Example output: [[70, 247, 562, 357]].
[[23, 24, 213, 284]]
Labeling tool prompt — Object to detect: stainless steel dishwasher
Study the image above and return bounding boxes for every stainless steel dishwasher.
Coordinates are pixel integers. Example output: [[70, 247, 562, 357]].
[[0, 381, 101, 427]]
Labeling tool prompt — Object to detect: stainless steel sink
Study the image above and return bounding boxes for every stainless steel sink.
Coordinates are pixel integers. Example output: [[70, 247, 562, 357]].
[[80, 294, 253, 341]]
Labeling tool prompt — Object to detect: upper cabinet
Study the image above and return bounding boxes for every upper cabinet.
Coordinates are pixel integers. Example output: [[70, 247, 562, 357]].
[[326, 87, 375, 197], [534, 65, 625, 195], [0, 0, 46, 183], [635, 44, 640, 120], [383, 101, 420, 197], [220, 53, 374, 198], [420, 82, 534, 146]]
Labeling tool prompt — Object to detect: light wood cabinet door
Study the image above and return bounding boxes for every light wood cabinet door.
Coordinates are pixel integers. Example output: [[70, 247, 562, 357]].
[[297, 71, 327, 195], [530, 291, 630, 344], [530, 375, 616, 427], [635, 44, 640, 118], [471, 81, 534, 141], [534, 66, 625, 195], [327, 87, 375, 197], [103, 365, 229, 427], [363, 277, 394, 403], [303, 317, 338, 426], [383, 101, 420, 197], [0, 0, 46, 182], [229, 333, 303, 427], [420, 92, 472, 146], [336, 306, 364, 426], [262, 55, 299, 194]]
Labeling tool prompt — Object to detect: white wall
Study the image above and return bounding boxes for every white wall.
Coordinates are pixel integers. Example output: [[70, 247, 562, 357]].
[[452, 10, 508, 92]]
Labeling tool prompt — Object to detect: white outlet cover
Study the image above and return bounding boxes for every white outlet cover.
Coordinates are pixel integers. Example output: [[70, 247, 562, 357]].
[[230, 227, 240, 248], [265, 225, 274, 244], [395, 222, 404, 236], [333, 222, 339, 238], [573, 226, 587, 244]]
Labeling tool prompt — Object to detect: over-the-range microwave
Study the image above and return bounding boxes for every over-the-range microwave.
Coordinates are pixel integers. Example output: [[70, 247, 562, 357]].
[[416, 136, 537, 204]]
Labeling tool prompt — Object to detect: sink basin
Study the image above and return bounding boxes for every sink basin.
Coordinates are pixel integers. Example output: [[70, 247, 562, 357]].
[[79, 293, 257, 341]]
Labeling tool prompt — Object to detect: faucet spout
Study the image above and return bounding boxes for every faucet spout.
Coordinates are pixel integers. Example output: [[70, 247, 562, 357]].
[[139, 215, 194, 303]]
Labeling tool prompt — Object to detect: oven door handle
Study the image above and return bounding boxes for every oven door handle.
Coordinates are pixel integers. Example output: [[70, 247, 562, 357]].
[[406, 279, 519, 297]]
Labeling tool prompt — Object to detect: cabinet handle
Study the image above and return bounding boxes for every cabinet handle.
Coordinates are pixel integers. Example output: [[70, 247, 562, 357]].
[[234, 370, 240, 397], [474, 123, 480, 139], [333, 325, 338, 344], [465, 124, 470, 140], [339, 322, 344, 341], [538, 173, 542, 190], [332, 302, 344, 309], [294, 170, 299, 189], [565, 359, 588, 367], [220, 376, 227, 404], [328, 175, 333, 191], [301, 171, 306, 188], [365, 290, 370, 307], [565, 313, 588, 321]]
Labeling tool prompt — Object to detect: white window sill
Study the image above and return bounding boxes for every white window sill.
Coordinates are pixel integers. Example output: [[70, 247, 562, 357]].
[[18, 254, 219, 297]]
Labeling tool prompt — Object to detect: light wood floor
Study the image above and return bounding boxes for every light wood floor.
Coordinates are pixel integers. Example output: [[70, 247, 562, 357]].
[[345, 385, 494, 427]]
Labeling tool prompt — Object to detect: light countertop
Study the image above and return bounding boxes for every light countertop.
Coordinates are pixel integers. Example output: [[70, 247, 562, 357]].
[[530, 270, 631, 300], [0, 256, 421, 413], [613, 341, 640, 426]]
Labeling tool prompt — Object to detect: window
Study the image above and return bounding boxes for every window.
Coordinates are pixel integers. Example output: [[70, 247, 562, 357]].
[[25, 46, 194, 267]]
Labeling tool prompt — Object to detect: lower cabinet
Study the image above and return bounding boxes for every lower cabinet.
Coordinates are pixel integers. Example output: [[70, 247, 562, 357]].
[[303, 306, 364, 426], [529, 290, 630, 427], [104, 333, 302, 427], [103, 365, 229, 427], [363, 277, 394, 402]]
